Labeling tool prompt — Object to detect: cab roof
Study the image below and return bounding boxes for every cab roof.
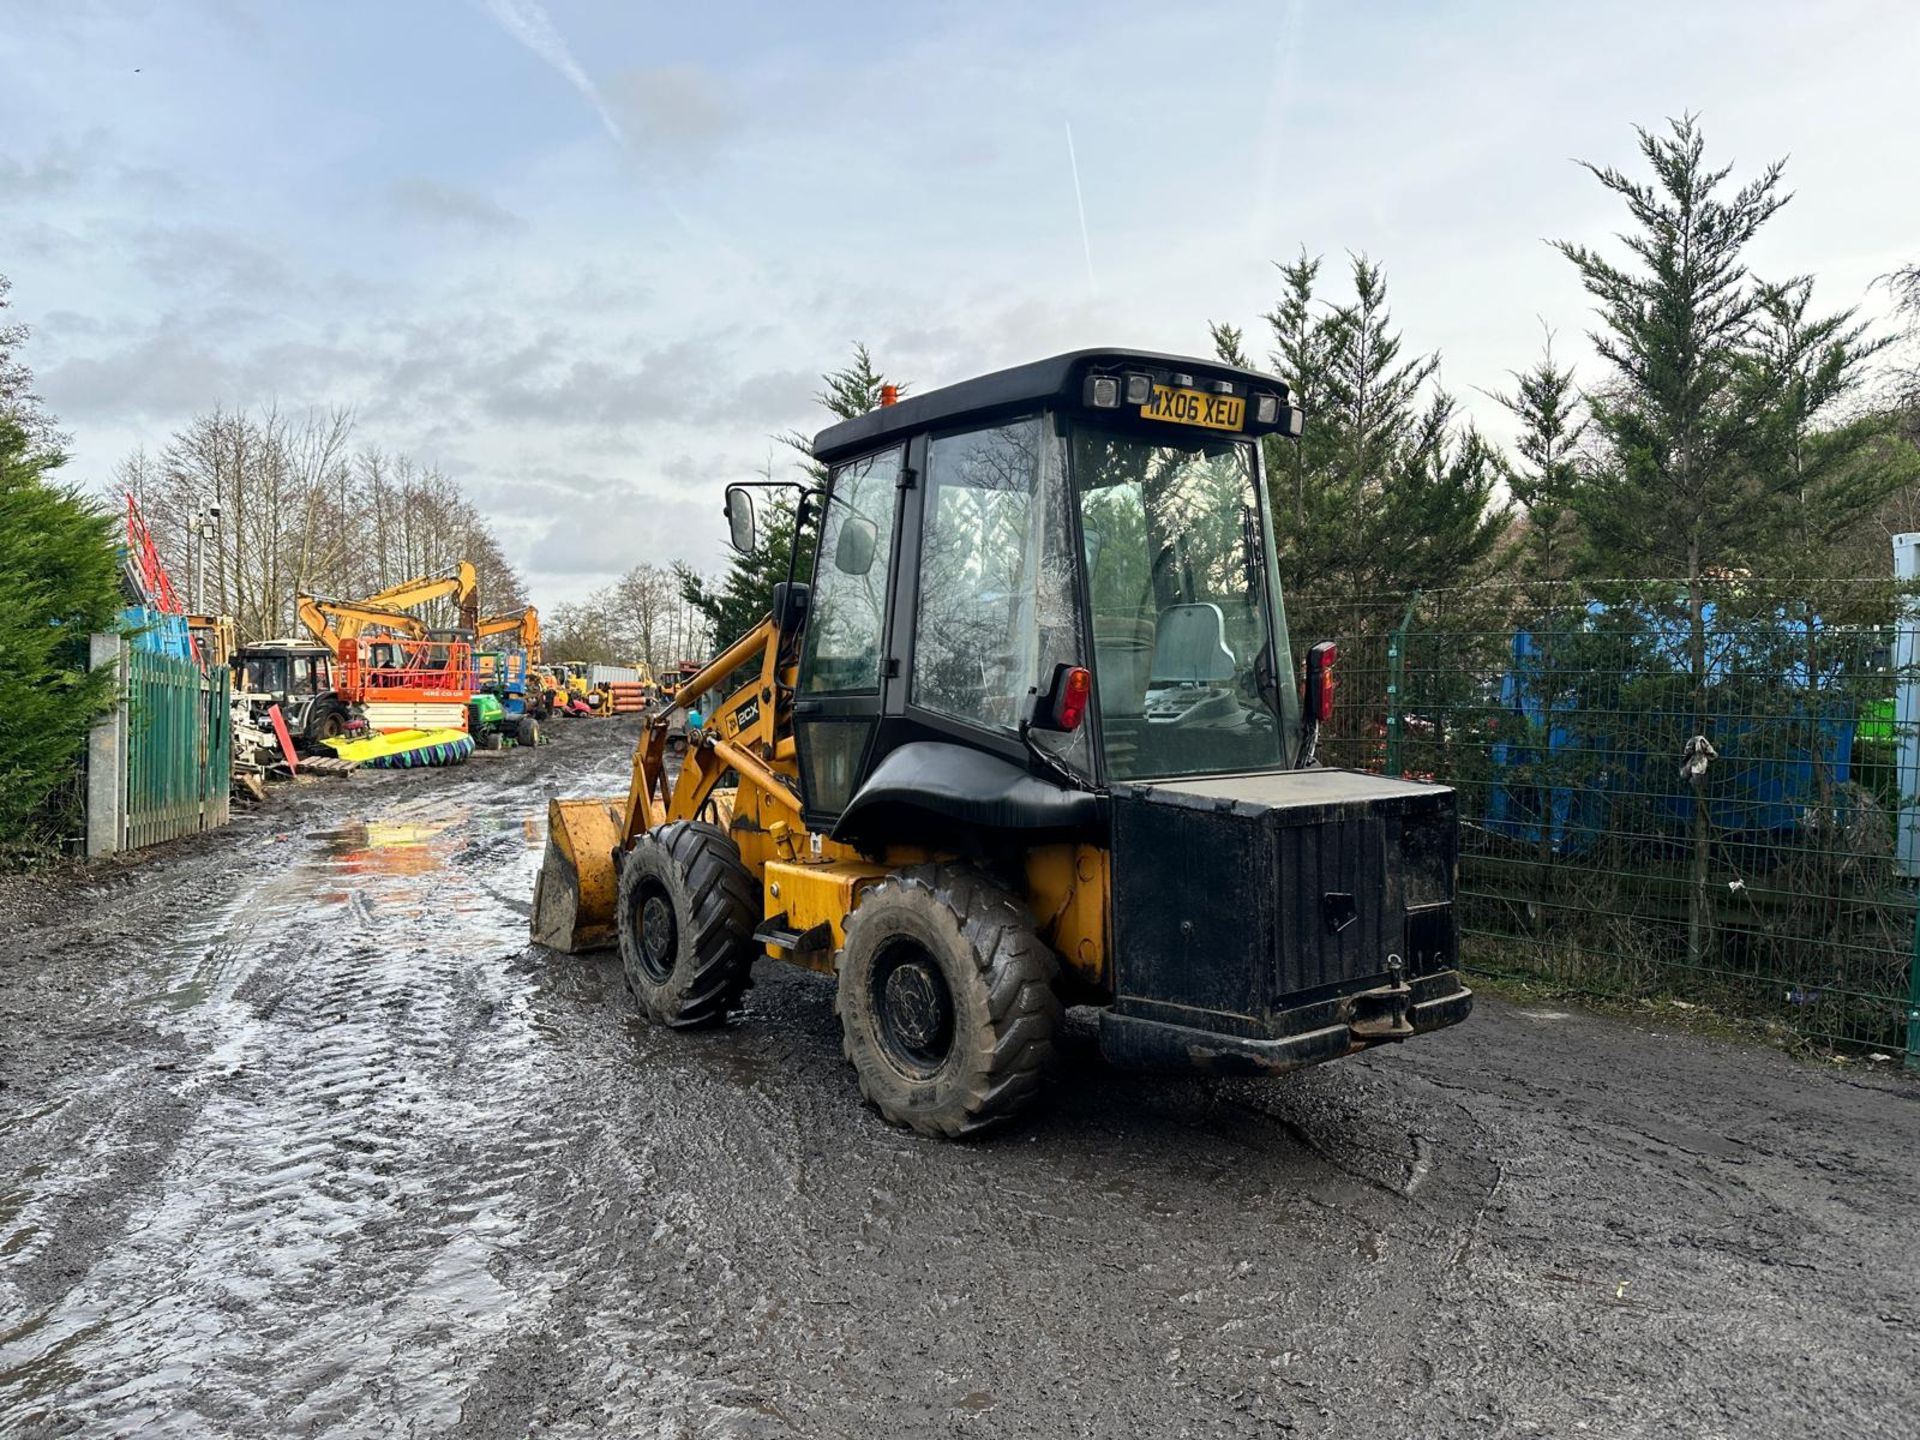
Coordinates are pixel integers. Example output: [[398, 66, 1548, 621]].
[[240, 638, 330, 654], [810, 347, 1298, 465]]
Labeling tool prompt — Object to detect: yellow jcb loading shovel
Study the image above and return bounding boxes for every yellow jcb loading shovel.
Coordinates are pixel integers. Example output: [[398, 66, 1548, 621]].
[[530, 347, 1473, 1137]]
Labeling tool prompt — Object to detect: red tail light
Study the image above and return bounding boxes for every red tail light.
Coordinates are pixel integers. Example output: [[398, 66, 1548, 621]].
[[1306, 641, 1337, 723], [1053, 666, 1092, 730]]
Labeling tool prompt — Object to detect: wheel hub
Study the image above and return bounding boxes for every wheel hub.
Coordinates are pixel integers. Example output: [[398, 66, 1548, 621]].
[[638, 891, 676, 980], [875, 948, 955, 1073]]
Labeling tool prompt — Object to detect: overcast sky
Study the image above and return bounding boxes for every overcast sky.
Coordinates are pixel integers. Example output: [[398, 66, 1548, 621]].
[[3, 0, 1916, 606]]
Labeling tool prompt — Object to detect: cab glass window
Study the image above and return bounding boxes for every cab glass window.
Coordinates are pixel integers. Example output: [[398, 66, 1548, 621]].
[[913, 418, 1083, 743], [801, 446, 901, 694], [1073, 427, 1285, 780]]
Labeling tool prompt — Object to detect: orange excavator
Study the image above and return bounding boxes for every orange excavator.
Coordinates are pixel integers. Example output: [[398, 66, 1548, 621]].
[[477, 605, 540, 662]]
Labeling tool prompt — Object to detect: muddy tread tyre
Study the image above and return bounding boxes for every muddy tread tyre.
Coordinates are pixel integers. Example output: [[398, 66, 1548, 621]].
[[617, 821, 758, 1029], [836, 863, 1059, 1139], [309, 704, 346, 744], [515, 715, 540, 748]]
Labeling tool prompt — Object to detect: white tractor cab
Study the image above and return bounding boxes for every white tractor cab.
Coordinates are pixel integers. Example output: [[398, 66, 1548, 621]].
[[232, 639, 360, 751]]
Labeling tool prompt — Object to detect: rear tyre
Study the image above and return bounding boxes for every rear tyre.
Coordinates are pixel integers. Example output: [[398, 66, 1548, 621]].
[[617, 821, 758, 1028], [309, 705, 346, 745], [515, 715, 540, 748], [836, 864, 1059, 1139]]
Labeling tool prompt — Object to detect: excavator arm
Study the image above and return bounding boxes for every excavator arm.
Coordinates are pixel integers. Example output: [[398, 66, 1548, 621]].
[[296, 594, 430, 656], [364, 561, 480, 632], [476, 605, 540, 660]]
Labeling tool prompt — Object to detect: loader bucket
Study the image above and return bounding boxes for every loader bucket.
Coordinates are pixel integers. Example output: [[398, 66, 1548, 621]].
[[531, 796, 625, 952]]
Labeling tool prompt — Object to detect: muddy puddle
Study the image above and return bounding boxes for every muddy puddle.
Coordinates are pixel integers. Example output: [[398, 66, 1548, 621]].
[[0, 752, 570, 1437]]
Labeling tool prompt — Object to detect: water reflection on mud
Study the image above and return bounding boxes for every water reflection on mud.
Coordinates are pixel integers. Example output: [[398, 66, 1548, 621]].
[[0, 779, 556, 1435]]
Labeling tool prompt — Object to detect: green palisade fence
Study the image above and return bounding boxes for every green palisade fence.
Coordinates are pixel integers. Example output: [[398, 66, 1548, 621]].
[[124, 648, 231, 850], [1290, 579, 1920, 1066]]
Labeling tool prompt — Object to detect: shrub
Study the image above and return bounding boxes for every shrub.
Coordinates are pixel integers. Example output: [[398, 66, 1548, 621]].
[[0, 419, 123, 847]]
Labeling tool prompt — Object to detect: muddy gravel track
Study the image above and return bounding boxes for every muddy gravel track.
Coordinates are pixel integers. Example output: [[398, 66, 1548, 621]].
[[1, 717, 1915, 1438]]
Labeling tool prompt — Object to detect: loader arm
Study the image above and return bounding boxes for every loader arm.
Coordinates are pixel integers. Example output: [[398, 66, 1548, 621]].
[[623, 612, 804, 844], [533, 609, 806, 953]]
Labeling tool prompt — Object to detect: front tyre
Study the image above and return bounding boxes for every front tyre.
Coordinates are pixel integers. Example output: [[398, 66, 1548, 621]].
[[836, 864, 1059, 1138], [616, 821, 758, 1028]]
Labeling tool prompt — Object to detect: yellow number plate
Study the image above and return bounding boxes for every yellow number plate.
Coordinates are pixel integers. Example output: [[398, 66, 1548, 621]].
[[1139, 385, 1245, 431]]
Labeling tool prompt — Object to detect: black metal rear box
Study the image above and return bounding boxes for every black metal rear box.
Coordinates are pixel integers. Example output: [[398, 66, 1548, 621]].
[[1100, 768, 1469, 1073]]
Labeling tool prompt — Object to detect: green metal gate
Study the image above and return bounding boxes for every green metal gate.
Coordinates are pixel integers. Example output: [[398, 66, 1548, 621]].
[[124, 648, 231, 850]]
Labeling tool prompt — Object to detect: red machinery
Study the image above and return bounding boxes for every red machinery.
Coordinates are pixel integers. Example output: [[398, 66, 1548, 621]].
[[339, 638, 477, 733], [125, 494, 182, 615]]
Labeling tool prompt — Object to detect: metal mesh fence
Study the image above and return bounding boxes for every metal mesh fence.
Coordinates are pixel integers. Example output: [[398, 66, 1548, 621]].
[[1289, 579, 1920, 1062]]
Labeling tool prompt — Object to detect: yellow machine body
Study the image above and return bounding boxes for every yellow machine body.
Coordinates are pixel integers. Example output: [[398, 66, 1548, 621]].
[[530, 611, 1115, 997], [530, 797, 625, 952], [528, 349, 1471, 1130]]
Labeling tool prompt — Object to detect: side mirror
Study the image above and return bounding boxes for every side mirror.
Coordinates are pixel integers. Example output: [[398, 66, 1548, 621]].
[[773, 580, 811, 637], [835, 516, 878, 576], [723, 486, 756, 555]]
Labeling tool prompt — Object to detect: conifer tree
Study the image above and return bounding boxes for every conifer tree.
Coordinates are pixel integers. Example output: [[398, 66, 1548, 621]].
[[1554, 114, 1789, 970], [1489, 336, 1587, 587], [1553, 115, 1789, 581], [0, 418, 122, 846], [1215, 253, 1507, 621], [1745, 278, 1906, 580]]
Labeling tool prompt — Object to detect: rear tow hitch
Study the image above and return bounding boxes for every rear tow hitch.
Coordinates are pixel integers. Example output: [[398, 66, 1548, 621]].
[[1347, 959, 1416, 1042]]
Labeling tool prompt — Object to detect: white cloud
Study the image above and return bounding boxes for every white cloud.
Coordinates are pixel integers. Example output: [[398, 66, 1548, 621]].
[[6, 0, 1919, 611], [475, 0, 625, 148], [386, 178, 524, 233]]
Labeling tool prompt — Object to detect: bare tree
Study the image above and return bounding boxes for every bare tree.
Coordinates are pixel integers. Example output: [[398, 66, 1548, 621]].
[[0, 272, 70, 454], [121, 405, 530, 642]]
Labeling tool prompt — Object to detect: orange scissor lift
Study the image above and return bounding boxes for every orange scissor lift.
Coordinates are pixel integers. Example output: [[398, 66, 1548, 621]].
[[338, 637, 477, 733]]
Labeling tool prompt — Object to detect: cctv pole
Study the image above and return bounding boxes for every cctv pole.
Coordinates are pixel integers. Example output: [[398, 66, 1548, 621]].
[[196, 508, 221, 616]]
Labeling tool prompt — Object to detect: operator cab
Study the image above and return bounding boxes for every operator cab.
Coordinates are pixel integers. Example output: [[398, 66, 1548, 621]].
[[232, 639, 356, 749], [732, 349, 1308, 826], [235, 639, 333, 701]]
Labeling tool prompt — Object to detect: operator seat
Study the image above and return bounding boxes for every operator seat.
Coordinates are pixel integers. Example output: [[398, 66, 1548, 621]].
[[1149, 602, 1237, 685]]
